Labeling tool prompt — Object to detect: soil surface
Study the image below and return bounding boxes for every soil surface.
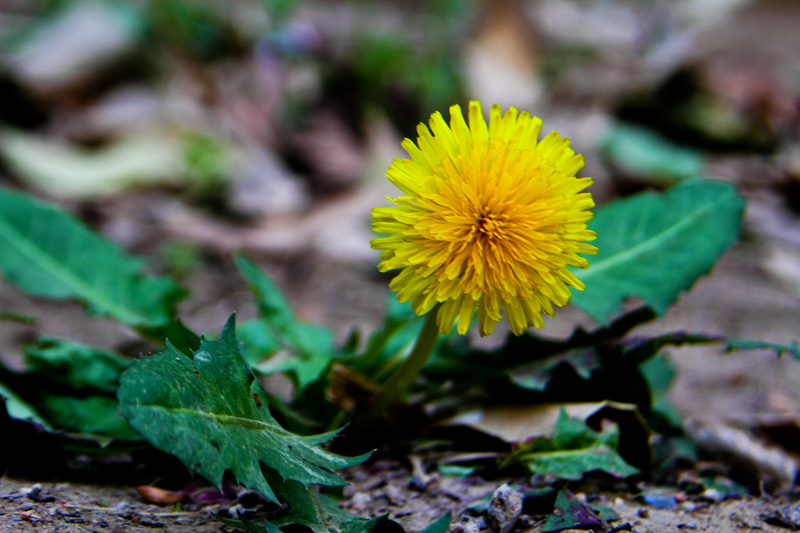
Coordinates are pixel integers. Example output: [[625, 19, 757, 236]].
[[3, 465, 800, 533]]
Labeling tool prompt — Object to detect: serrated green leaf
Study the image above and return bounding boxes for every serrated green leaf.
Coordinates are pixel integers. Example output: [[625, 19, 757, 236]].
[[0, 187, 185, 327], [616, 332, 721, 365], [24, 339, 130, 393], [618, 332, 800, 364], [571, 179, 745, 322], [118, 315, 368, 503], [220, 467, 406, 533], [503, 410, 638, 481], [235, 253, 336, 388], [140, 319, 201, 356]]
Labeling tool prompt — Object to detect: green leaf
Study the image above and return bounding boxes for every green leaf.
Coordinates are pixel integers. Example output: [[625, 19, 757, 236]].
[[24, 339, 130, 393], [0, 382, 52, 430], [237, 319, 282, 365], [350, 294, 427, 379], [640, 354, 683, 432], [426, 307, 657, 397], [508, 348, 598, 392], [502, 410, 638, 481], [420, 512, 451, 533], [118, 315, 368, 503], [0, 187, 186, 327], [542, 490, 618, 533], [615, 332, 722, 365], [639, 353, 675, 397], [20, 340, 137, 439], [220, 467, 406, 533], [39, 395, 138, 440], [235, 253, 335, 388], [140, 319, 201, 356], [726, 338, 800, 359], [571, 179, 745, 322], [600, 123, 705, 182], [619, 332, 800, 364]]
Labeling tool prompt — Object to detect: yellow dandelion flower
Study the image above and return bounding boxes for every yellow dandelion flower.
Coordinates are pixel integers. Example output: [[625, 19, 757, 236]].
[[372, 101, 598, 337]]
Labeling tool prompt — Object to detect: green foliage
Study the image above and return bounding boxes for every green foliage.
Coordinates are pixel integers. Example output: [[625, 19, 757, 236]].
[[24, 339, 130, 393], [0, 186, 185, 327], [600, 124, 705, 182], [235, 253, 336, 389], [0, 168, 793, 530], [0, 382, 52, 430], [508, 348, 597, 392], [726, 338, 800, 359], [351, 22, 466, 130], [426, 307, 658, 406], [571, 179, 746, 322], [222, 467, 406, 533], [348, 295, 440, 382], [259, 0, 297, 21], [0, 339, 135, 440], [18, 339, 136, 439], [147, 0, 232, 59], [118, 316, 369, 503], [420, 512, 452, 533], [40, 395, 138, 440], [542, 490, 618, 533], [182, 132, 230, 190], [502, 410, 639, 481], [618, 331, 800, 365], [640, 354, 682, 432]]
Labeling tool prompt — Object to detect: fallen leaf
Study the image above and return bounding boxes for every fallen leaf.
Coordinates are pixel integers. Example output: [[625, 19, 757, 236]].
[[0, 129, 185, 199], [136, 486, 185, 505]]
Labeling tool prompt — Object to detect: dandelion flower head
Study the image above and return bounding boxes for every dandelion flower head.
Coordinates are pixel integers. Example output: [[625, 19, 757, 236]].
[[372, 101, 598, 336]]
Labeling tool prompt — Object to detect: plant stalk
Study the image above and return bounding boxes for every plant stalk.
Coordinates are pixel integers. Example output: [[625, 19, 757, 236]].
[[370, 309, 440, 417]]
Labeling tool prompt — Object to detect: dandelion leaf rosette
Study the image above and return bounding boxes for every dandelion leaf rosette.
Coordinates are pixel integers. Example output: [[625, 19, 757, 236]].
[[0, 186, 184, 327], [570, 179, 745, 322], [118, 316, 368, 503]]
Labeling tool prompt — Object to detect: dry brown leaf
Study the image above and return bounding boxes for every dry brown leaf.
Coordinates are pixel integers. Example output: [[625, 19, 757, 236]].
[[136, 486, 185, 506], [464, 0, 541, 109]]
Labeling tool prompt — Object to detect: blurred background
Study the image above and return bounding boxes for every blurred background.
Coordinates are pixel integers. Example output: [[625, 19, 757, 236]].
[[1, 0, 800, 422]]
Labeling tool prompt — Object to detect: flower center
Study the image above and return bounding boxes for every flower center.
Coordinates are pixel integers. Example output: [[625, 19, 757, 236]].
[[476, 212, 506, 240]]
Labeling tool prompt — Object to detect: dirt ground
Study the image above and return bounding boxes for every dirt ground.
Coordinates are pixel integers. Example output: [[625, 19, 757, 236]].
[[3, 463, 800, 533]]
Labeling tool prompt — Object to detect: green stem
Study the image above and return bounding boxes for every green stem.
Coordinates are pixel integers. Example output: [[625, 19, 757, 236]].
[[370, 309, 441, 417]]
